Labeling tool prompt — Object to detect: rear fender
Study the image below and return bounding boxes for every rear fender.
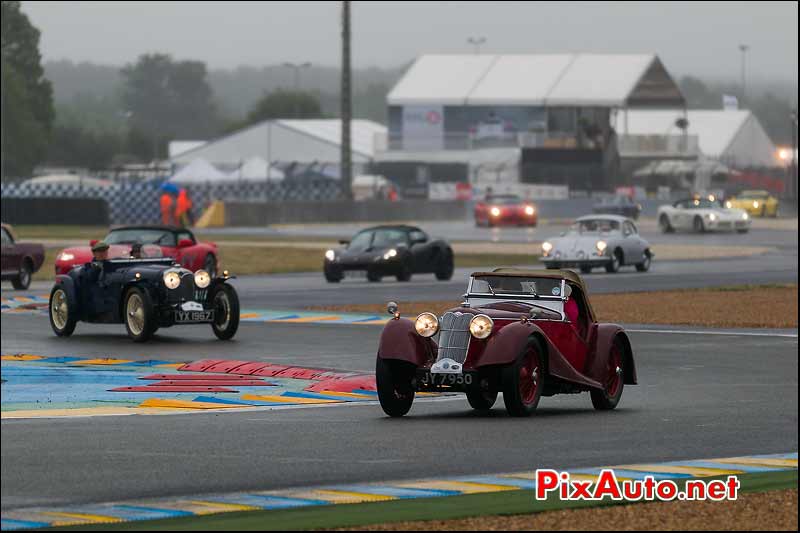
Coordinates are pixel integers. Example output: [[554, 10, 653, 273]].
[[377, 318, 436, 367], [589, 324, 637, 385]]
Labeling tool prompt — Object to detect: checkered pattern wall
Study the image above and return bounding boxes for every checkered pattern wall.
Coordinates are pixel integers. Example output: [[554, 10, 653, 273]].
[[1, 180, 342, 224]]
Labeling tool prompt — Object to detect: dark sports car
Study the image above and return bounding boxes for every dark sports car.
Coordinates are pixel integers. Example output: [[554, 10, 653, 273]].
[[376, 269, 637, 417], [49, 257, 239, 342], [592, 196, 642, 220], [323, 225, 454, 283]]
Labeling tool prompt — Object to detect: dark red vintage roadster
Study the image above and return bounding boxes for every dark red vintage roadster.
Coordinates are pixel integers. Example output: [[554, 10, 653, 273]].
[[376, 269, 637, 417]]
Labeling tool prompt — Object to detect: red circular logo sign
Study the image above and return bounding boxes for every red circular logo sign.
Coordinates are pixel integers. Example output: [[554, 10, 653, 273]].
[[426, 110, 442, 125]]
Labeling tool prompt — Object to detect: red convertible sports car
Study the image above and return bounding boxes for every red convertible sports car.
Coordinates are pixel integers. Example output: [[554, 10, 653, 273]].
[[376, 268, 636, 417], [474, 194, 538, 227], [55, 226, 219, 276]]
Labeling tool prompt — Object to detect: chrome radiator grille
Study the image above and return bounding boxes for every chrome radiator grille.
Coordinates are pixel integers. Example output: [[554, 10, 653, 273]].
[[436, 312, 472, 364]]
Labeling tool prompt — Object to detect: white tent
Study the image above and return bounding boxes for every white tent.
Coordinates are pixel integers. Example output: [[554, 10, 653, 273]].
[[226, 156, 285, 182], [168, 158, 227, 184], [22, 174, 114, 188]]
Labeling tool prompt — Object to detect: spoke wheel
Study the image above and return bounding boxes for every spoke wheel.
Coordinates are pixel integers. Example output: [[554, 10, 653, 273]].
[[211, 284, 240, 340], [502, 339, 544, 417], [49, 286, 76, 336], [124, 287, 156, 342], [591, 338, 625, 410]]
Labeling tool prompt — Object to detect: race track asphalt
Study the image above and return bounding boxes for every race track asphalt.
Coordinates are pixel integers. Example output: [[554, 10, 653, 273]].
[[1, 318, 798, 510], [1, 223, 797, 515]]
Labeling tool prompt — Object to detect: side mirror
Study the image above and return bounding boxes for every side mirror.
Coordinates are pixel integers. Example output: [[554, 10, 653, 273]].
[[178, 238, 193, 248], [339, 239, 350, 246], [387, 301, 399, 316], [89, 239, 98, 247]]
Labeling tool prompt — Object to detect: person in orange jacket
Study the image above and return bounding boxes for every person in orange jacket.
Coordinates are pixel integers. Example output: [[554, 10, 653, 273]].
[[159, 192, 174, 226], [175, 189, 193, 227]]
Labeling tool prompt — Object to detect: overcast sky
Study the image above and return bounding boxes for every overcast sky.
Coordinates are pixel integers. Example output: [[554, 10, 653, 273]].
[[22, 1, 798, 83]]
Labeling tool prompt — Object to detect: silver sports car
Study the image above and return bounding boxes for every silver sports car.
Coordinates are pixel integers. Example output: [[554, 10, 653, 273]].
[[541, 215, 653, 274]]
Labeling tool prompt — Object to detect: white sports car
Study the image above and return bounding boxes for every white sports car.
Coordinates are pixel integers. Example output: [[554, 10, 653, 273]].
[[658, 197, 751, 234]]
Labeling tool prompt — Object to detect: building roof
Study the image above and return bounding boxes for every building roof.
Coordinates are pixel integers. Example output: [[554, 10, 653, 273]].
[[614, 110, 777, 167], [388, 54, 684, 107], [170, 119, 388, 165]]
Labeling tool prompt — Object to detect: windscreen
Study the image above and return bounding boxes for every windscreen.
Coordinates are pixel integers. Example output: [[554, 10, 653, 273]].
[[471, 276, 564, 298], [105, 229, 176, 246]]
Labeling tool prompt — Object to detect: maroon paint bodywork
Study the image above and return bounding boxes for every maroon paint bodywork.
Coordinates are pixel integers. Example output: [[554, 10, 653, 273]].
[[1, 224, 45, 279], [54, 226, 218, 275], [474, 200, 538, 227], [378, 300, 636, 392]]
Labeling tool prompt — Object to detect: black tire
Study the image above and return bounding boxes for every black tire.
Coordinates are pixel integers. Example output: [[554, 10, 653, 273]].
[[324, 265, 342, 283], [123, 287, 157, 342], [502, 338, 545, 417], [12, 260, 32, 290], [49, 285, 77, 337], [579, 264, 592, 274], [376, 357, 415, 417], [635, 251, 651, 272], [659, 214, 674, 233], [605, 249, 622, 273], [590, 338, 625, 410], [367, 270, 383, 283], [395, 257, 413, 282], [693, 215, 705, 233], [203, 254, 217, 278], [466, 387, 497, 411], [435, 249, 454, 281], [210, 283, 240, 340]]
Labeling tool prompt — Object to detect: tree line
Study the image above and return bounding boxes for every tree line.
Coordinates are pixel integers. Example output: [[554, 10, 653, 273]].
[[2, 0, 796, 179]]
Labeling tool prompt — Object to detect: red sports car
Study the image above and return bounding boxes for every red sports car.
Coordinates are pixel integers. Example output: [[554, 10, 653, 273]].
[[54, 226, 219, 276], [376, 268, 636, 417], [474, 194, 538, 227]]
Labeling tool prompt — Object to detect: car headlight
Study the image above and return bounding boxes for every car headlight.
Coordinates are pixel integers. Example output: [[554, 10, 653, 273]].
[[469, 314, 493, 339], [490, 207, 501, 217], [325, 249, 335, 261], [596, 240, 607, 253], [725, 201, 733, 209], [708, 213, 717, 221], [742, 213, 749, 220], [542, 241, 553, 255], [163, 271, 181, 290], [524, 205, 535, 216], [194, 269, 211, 288], [753, 201, 759, 208], [59, 252, 75, 261], [383, 248, 397, 260], [414, 312, 439, 337]]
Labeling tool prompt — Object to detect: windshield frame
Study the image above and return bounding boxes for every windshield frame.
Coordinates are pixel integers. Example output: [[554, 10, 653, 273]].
[[466, 276, 567, 301]]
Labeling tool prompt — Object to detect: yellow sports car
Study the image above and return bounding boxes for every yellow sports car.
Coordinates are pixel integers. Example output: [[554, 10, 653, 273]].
[[726, 190, 779, 217]]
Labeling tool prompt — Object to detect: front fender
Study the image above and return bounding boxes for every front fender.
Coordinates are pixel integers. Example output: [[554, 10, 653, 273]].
[[472, 321, 533, 368], [53, 275, 79, 314], [377, 318, 436, 367]]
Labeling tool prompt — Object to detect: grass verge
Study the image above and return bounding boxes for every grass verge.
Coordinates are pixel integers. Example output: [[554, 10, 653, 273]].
[[27, 244, 536, 281], [49, 471, 797, 531], [309, 284, 798, 329]]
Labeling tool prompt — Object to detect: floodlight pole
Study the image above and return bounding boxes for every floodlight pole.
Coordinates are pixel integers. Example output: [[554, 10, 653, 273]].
[[738, 44, 749, 104], [791, 109, 798, 203], [340, 0, 353, 200]]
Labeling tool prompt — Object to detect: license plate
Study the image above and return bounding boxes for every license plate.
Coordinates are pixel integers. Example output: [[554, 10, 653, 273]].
[[420, 372, 473, 387], [174, 310, 214, 323], [344, 270, 367, 278]]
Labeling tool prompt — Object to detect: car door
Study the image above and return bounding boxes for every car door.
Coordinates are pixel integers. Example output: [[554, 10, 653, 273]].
[[408, 229, 434, 272], [175, 230, 201, 270], [622, 221, 646, 261], [673, 200, 690, 229]]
